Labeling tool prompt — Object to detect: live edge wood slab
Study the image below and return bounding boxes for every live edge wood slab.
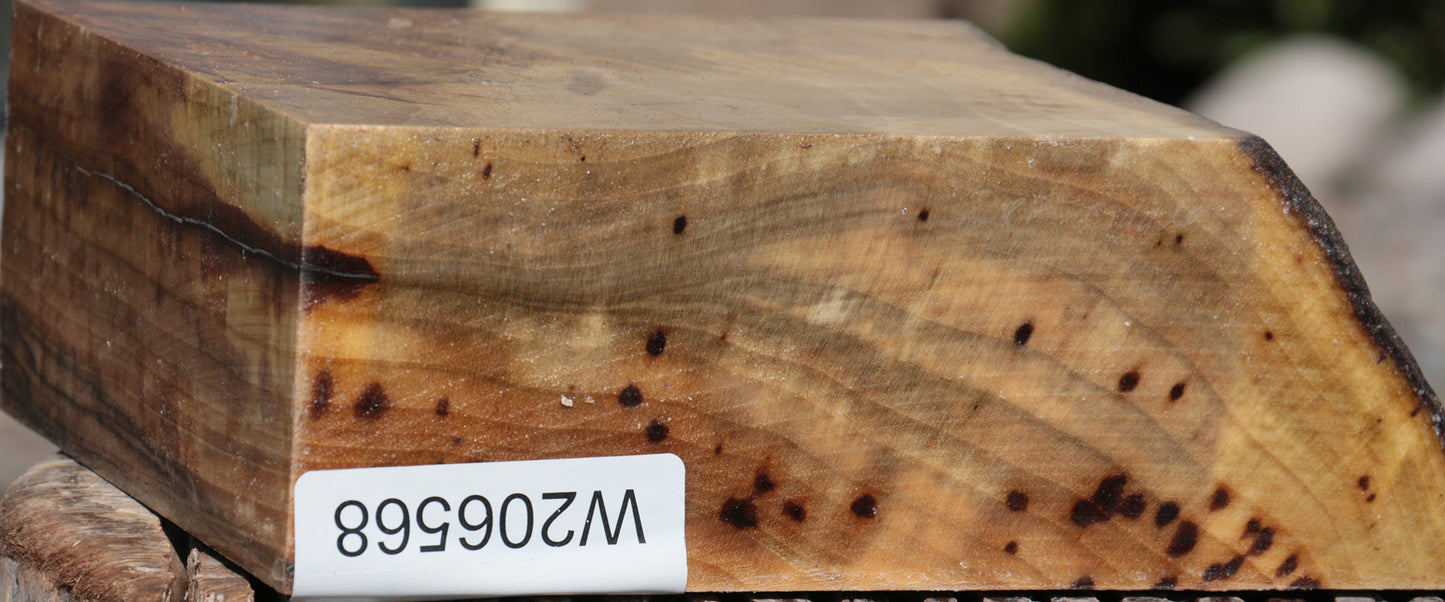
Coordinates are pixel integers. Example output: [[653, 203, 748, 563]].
[[3, 0, 1444, 595]]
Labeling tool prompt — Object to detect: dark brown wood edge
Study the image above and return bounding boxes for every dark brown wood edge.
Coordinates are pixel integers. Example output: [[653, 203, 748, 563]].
[[1235, 135, 1443, 449]]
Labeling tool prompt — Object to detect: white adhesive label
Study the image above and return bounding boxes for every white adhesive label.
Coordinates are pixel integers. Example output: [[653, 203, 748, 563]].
[[292, 454, 687, 600]]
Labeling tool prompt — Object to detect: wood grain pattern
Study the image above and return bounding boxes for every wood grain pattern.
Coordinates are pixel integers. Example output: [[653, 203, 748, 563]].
[[186, 549, 255, 602], [0, 455, 185, 601], [3, 0, 1443, 595], [2, 0, 306, 584], [0, 557, 80, 602]]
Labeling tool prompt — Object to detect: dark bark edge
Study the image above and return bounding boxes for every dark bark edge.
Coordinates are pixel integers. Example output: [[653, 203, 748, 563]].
[[1236, 135, 1443, 451]]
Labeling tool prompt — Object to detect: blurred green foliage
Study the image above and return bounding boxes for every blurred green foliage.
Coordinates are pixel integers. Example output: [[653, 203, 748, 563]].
[[1001, 0, 1445, 105]]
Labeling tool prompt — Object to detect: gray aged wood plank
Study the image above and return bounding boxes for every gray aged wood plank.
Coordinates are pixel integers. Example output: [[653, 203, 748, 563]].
[[0, 455, 184, 602], [185, 548, 254, 602]]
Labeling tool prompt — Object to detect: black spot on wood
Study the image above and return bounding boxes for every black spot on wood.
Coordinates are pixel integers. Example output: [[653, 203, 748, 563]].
[[1120, 494, 1147, 519], [1175, 233, 1184, 245], [783, 501, 806, 522], [851, 494, 878, 519], [646, 419, 669, 442], [309, 370, 333, 419], [1289, 576, 1320, 589], [1167, 521, 1198, 557], [354, 382, 391, 420], [917, 208, 930, 222], [1366, 493, 1377, 502], [482, 162, 493, 180], [1249, 526, 1274, 555], [1071, 576, 1094, 589], [646, 330, 667, 356], [1155, 501, 1180, 528], [1093, 474, 1127, 511], [719, 498, 757, 529], [1070, 500, 1108, 528], [714, 444, 723, 455], [1210, 486, 1231, 511], [1203, 555, 1245, 581], [1003, 541, 1018, 555], [579, 155, 586, 162], [673, 215, 688, 235], [1006, 490, 1029, 512], [754, 473, 776, 495], [1014, 322, 1033, 346], [1358, 475, 1371, 490], [452, 436, 463, 445], [1153, 576, 1177, 590], [1276, 554, 1299, 577], [1118, 371, 1140, 392], [434, 397, 450, 417], [1243, 518, 1261, 537], [1071, 473, 1132, 527], [1169, 382, 1186, 401], [1264, 330, 1275, 341], [618, 384, 643, 407], [471, 138, 481, 157]]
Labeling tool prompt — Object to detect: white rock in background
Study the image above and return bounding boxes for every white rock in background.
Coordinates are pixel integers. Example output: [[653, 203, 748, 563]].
[[1373, 97, 1445, 207], [1189, 34, 1445, 390], [1341, 97, 1445, 385], [1186, 35, 1406, 203]]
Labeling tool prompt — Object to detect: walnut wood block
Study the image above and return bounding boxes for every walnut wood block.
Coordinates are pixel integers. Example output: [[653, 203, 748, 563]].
[[0, 455, 186, 601], [3, 0, 1443, 594]]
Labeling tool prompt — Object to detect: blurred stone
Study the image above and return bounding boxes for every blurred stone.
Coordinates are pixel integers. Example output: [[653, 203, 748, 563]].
[[1186, 35, 1406, 204], [1187, 35, 1445, 392], [1335, 94, 1445, 388], [0, 415, 55, 492]]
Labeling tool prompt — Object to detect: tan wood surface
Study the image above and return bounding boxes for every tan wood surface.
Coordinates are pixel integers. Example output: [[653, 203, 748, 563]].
[[3, 0, 1444, 595]]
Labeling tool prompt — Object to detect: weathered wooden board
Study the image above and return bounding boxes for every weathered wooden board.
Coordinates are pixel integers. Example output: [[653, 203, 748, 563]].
[[0, 455, 187, 601], [0, 455, 257, 601], [186, 548, 255, 602], [4, 0, 1444, 595]]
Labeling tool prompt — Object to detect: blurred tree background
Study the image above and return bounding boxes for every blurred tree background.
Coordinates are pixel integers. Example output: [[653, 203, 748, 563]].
[[4, 0, 1443, 116], [997, 0, 1445, 106]]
